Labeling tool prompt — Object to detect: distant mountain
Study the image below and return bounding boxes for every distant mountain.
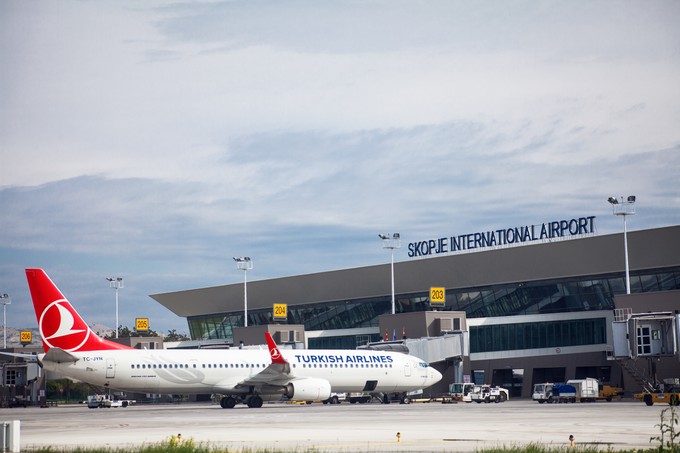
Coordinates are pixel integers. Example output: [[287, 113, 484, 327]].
[[2, 324, 115, 348]]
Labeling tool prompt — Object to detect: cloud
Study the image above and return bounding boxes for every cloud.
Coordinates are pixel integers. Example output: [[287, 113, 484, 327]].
[[1, 0, 679, 333]]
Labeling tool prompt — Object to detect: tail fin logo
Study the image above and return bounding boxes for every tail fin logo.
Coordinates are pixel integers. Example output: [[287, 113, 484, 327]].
[[270, 347, 282, 361], [39, 299, 91, 352]]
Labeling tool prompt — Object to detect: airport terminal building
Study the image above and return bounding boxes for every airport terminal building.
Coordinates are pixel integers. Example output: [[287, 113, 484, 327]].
[[152, 222, 680, 398]]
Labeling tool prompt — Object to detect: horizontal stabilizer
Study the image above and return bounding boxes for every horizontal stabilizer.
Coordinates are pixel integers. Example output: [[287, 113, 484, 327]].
[[0, 351, 39, 361], [44, 347, 80, 363]]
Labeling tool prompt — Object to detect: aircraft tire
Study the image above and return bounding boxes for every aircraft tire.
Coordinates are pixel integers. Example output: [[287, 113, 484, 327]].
[[220, 396, 237, 409], [247, 396, 264, 408]]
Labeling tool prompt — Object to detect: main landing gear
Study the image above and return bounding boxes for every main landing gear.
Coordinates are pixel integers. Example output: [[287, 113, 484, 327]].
[[219, 395, 264, 408]]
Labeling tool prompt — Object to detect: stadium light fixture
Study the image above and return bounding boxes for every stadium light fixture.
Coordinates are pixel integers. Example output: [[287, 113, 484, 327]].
[[608, 196, 636, 294], [0, 294, 10, 349], [378, 233, 401, 315], [233, 257, 253, 327], [106, 277, 124, 338]]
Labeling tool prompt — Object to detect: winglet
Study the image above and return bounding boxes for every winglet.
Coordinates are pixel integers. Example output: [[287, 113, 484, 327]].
[[265, 332, 287, 365]]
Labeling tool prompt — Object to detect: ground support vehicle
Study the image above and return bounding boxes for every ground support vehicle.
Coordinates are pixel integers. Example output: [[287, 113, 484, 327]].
[[634, 378, 680, 406], [567, 378, 599, 402], [598, 385, 624, 401], [347, 392, 373, 404], [470, 385, 509, 403], [378, 389, 421, 404], [533, 378, 623, 403], [449, 383, 475, 402], [532, 383, 577, 403], [322, 392, 346, 404], [87, 394, 134, 408]]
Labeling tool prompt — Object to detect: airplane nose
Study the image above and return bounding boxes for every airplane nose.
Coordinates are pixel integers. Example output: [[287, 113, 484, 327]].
[[429, 367, 443, 385]]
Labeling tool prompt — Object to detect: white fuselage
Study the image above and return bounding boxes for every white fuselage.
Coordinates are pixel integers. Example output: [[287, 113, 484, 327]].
[[40, 347, 440, 396]]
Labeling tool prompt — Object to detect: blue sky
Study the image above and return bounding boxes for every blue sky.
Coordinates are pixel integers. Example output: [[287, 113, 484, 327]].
[[1, 1, 679, 336]]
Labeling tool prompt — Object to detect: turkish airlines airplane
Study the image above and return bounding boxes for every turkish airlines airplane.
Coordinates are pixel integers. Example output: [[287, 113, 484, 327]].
[[25, 268, 442, 408]]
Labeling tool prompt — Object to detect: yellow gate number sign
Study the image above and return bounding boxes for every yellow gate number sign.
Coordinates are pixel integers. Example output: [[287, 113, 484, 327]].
[[430, 287, 446, 306], [273, 304, 287, 320], [136, 318, 150, 332], [20, 330, 32, 344]]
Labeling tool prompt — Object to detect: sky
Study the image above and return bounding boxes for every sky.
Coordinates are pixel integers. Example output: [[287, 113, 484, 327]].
[[1, 0, 679, 337]]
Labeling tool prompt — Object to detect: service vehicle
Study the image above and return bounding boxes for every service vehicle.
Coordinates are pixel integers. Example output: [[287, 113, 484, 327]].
[[533, 378, 623, 403], [449, 382, 475, 402], [634, 378, 680, 406], [470, 384, 509, 403], [347, 392, 373, 404], [87, 394, 134, 408], [322, 392, 346, 404], [532, 383, 576, 403]]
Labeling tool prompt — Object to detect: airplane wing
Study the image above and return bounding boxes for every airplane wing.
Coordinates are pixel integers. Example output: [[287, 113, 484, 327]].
[[0, 351, 39, 361]]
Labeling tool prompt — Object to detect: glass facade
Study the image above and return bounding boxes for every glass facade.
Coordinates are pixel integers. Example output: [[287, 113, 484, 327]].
[[187, 266, 680, 345], [469, 317, 607, 353]]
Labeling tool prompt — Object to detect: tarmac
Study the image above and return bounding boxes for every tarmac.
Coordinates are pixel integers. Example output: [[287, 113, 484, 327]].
[[0, 399, 665, 452]]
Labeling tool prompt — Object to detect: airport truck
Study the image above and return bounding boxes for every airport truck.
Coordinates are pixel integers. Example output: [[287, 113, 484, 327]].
[[87, 394, 134, 408], [533, 378, 623, 403], [449, 383, 475, 402], [634, 378, 680, 406], [533, 383, 576, 403], [470, 384, 509, 403]]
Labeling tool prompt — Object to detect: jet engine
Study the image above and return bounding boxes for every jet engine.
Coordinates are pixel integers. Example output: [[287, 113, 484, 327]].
[[284, 378, 332, 401]]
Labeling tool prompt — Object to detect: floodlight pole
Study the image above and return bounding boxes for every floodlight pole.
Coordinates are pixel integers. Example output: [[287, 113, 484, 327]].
[[234, 257, 253, 327], [378, 233, 401, 315], [106, 277, 124, 338], [0, 294, 10, 349], [608, 196, 636, 294]]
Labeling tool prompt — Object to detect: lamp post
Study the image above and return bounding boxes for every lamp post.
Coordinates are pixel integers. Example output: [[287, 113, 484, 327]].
[[378, 233, 401, 315], [106, 277, 124, 338], [607, 196, 636, 294], [234, 257, 253, 327], [0, 294, 10, 349]]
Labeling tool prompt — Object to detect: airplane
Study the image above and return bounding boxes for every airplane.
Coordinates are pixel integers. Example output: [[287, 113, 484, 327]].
[[24, 268, 442, 408]]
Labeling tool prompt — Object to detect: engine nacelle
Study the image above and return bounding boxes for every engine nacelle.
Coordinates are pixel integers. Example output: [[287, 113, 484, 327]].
[[285, 378, 332, 401]]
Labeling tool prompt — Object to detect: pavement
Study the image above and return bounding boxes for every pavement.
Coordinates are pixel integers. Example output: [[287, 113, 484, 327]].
[[0, 399, 666, 452]]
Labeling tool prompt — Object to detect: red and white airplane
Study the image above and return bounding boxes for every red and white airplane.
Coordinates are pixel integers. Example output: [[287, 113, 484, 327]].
[[25, 268, 442, 408]]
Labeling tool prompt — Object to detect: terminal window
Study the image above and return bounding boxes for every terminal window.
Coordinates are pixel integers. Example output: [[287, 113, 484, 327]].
[[470, 318, 607, 353]]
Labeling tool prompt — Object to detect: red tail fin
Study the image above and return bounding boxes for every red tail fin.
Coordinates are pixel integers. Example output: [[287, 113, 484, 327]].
[[265, 332, 287, 365], [25, 269, 132, 352]]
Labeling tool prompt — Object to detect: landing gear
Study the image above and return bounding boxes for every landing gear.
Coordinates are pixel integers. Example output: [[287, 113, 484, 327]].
[[220, 396, 237, 409], [218, 394, 265, 408], [247, 395, 264, 408]]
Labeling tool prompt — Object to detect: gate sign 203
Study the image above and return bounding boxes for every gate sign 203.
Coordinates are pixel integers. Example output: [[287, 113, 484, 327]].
[[430, 287, 446, 307]]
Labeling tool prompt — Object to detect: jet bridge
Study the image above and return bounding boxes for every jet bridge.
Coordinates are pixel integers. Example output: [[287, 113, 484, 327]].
[[610, 308, 680, 392], [611, 308, 679, 359]]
